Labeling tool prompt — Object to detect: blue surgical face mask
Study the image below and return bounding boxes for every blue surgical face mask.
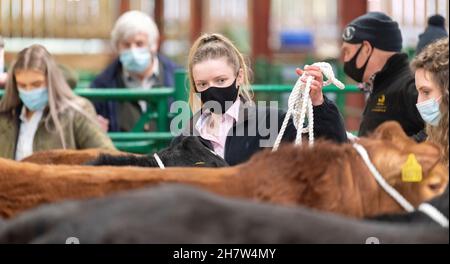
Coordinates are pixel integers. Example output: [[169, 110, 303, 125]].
[[416, 97, 442, 126], [18, 87, 49, 111], [119, 48, 152, 73]]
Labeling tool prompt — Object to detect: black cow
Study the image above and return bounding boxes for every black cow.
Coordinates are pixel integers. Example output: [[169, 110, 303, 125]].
[[0, 185, 446, 244], [88, 136, 228, 168], [370, 185, 449, 225]]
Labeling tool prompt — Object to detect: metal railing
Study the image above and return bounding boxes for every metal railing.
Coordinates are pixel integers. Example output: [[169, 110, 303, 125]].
[[0, 70, 362, 153]]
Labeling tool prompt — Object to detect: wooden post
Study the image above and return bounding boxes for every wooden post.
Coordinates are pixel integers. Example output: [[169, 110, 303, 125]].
[[190, 0, 204, 43], [339, 0, 367, 132], [250, 0, 272, 61], [154, 0, 165, 49], [339, 0, 367, 28], [120, 0, 130, 15]]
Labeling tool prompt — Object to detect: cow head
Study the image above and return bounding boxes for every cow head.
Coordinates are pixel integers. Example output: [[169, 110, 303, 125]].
[[158, 137, 229, 167], [359, 121, 448, 206]]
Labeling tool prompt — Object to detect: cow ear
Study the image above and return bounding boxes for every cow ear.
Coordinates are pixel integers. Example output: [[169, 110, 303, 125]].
[[371, 121, 412, 149], [406, 142, 442, 174]]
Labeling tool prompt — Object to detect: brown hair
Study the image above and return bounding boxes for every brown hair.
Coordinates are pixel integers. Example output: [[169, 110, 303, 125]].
[[411, 37, 449, 166], [187, 33, 253, 113], [0, 44, 92, 148]]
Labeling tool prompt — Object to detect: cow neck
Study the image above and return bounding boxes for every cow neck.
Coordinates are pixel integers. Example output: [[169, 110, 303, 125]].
[[339, 148, 369, 218], [353, 142, 419, 218], [350, 144, 400, 217]]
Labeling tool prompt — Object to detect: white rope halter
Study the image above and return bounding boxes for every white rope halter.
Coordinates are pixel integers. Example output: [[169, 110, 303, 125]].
[[153, 153, 165, 169], [353, 142, 449, 228], [272, 62, 345, 152]]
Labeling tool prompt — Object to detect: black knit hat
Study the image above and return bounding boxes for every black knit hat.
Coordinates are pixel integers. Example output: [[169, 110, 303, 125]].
[[416, 15, 448, 54], [342, 12, 403, 52]]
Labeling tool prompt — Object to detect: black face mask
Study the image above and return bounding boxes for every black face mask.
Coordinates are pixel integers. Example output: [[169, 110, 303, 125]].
[[198, 78, 239, 114], [344, 44, 373, 83]]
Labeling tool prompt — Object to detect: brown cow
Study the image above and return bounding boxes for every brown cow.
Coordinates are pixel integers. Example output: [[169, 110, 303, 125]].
[[0, 121, 447, 219], [22, 148, 125, 165], [21, 136, 229, 168]]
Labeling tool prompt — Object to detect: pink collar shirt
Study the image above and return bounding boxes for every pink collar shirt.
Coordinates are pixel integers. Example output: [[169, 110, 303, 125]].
[[195, 100, 240, 158]]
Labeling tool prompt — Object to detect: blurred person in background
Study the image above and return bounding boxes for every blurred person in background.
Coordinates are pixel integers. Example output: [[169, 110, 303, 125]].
[[91, 10, 179, 132], [0, 45, 115, 160], [416, 14, 448, 55]]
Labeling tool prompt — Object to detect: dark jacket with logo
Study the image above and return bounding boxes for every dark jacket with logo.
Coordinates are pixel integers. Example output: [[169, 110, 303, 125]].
[[171, 96, 347, 166], [90, 54, 179, 132], [359, 53, 424, 137]]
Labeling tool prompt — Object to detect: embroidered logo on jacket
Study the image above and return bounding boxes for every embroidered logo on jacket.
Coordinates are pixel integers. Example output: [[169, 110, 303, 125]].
[[372, 94, 387, 113]]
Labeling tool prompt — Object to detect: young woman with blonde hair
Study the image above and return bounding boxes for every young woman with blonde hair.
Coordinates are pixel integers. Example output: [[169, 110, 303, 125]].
[[172, 33, 347, 166], [412, 37, 449, 167], [0, 44, 115, 160]]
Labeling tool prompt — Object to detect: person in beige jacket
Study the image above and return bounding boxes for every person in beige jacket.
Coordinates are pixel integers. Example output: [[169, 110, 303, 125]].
[[0, 44, 115, 160]]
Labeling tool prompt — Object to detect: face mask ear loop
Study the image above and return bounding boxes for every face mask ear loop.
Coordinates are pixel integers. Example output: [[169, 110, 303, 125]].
[[359, 42, 374, 70]]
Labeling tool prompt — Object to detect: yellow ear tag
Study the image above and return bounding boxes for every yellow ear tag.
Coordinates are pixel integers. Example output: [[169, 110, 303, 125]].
[[401, 154, 423, 182]]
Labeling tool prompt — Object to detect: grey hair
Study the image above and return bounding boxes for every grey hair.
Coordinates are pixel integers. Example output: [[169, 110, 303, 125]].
[[111, 10, 160, 51]]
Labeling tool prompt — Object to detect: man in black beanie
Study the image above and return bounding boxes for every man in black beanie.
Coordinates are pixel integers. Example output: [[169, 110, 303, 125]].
[[341, 12, 424, 137]]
